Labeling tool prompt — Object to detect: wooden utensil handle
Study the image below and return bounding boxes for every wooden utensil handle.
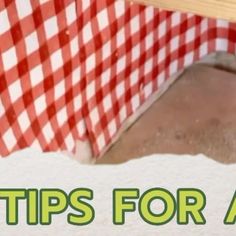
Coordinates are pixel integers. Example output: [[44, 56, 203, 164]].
[[127, 0, 236, 22]]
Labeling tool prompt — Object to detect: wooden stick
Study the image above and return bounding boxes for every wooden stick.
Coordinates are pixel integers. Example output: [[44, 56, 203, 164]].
[[127, 0, 236, 22]]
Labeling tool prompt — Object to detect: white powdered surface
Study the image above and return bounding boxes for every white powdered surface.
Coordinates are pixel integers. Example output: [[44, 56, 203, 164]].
[[0, 149, 235, 235]]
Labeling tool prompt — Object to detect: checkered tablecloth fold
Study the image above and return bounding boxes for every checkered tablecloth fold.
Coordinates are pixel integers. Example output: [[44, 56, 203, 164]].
[[0, 0, 236, 158]]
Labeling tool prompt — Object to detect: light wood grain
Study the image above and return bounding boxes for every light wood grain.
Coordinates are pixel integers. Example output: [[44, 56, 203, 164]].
[[128, 0, 236, 22]]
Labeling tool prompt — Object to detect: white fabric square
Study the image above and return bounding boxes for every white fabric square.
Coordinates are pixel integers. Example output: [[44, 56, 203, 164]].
[[216, 39, 228, 51], [35, 95, 47, 115], [25, 32, 39, 54], [44, 16, 58, 39], [200, 19, 208, 34], [97, 9, 109, 31], [184, 52, 194, 67], [102, 40, 111, 60], [2, 47, 17, 71], [18, 111, 31, 133], [199, 42, 208, 58], [9, 80, 22, 103], [116, 81, 124, 99], [55, 80, 65, 101], [217, 20, 229, 28], [16, 0, 32, 19], [101, 69, 111, 86], [117, 27, 125, 47], [108, 120, 116, 137], [82, 0, 90, 11], [2, 128, 16, 150], [117, 55, 126, 74], [186, 27, 195, 43], [30, 65, 44, 87], [0, 9, 10, 34], [72, 67, 81, 85], [90, 107, 99, 125], [42, 123, 54, 143], [74, 93, 82, 111], [131, 94, 140, 112], [70, 36, 79, 57], [144, 58, 153, 75], [130, 15, 140, 35], [145, 7, 154, 23], [169, 60, 178, 75], [76, 120, 86, 136], [86, 54, 96, 73], [83, 22, 93, 44], [132, 44, 140, 61], [158, 21, 166, 38], [86, 81, 95, 100], [130, 69, 139, 87], [145, 32, 154, 50], [170, 36, 180, 52], [65, 133, 74, 151], [103, 95, 112, 112], [57, 107, 67, 126], [50, 50, 63, 71], [144, 82, 153, 99], [66, 2, 76, 25], [115, 1, 125, 18], [171, 13, 181, 27]]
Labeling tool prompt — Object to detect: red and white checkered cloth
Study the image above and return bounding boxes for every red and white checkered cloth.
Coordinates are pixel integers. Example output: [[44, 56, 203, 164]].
[[1, 0, 236, 159]]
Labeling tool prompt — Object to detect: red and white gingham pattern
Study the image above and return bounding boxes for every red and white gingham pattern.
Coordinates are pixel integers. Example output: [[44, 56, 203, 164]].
[[0, 0, 236, 158], [0, 0, 86, 156]]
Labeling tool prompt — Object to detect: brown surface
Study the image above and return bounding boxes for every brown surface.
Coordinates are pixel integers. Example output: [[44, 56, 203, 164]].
[[97, 65, 236, 164]]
